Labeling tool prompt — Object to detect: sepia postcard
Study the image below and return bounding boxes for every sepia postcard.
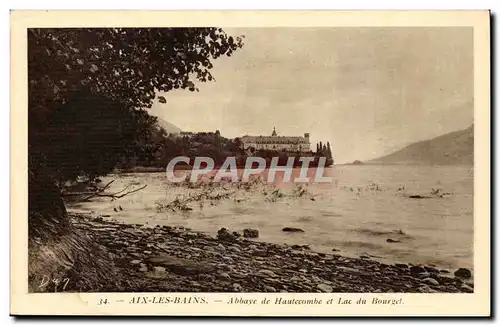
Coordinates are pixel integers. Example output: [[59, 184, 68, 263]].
[[10, 10, 490, 317]]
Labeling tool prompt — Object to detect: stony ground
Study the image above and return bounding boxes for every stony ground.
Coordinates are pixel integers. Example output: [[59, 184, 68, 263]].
[[72, 215, 474, 293]]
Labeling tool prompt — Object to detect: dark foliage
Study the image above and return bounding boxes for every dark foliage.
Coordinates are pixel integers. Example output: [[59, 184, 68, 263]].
[[29, 27, 243, 182], [119, 131, 246, 168], [28, 27, 244, 234]]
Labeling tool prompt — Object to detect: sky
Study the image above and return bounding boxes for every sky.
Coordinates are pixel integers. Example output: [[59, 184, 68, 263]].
[[150, 27, 473, 164]]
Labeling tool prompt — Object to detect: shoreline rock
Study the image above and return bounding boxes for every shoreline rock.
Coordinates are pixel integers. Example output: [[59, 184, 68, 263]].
[[454, 268, 472, 279], [243, 228, 259, 238], [282, 227, 305, 233], [69, 214, 474, 293]]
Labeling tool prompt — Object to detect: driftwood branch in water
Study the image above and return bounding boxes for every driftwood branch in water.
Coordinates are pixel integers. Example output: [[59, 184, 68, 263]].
[[63, 179, 147, 201], [63, 180, 115, 197], [157, 189, 236, 212], [100, 179, 115, 191], [90, 184, 148, 200]]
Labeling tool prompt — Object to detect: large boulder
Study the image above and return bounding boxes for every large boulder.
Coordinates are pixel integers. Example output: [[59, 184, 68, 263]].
[[317, 283, 333, 293], [145, 255, 215, 276], [454, 268, 472, 279], [216, 228, 237, 242], [243, 228, 259, 238], [410, 265, 427, 275]]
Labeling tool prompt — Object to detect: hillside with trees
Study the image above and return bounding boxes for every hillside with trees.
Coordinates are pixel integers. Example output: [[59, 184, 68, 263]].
[[368, 125, 473, 165], [117, 128, 334, 169]]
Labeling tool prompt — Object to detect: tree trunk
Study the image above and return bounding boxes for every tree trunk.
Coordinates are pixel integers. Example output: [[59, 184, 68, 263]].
[[29, 170, 70, 240]]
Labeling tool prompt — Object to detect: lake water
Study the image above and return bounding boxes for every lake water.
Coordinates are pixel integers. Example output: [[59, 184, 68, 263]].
[[68, 165, 474, 271]]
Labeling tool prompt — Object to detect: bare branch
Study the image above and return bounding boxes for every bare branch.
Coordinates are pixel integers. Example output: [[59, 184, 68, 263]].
[[100, 179, 116, 191], [63, 179, 116, 198], [96, 184, 147, 199], [63, 179, 146, 201], [109, 184, 132, 196]]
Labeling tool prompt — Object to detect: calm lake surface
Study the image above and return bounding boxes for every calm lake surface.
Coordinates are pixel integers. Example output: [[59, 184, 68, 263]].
[[68, 165, 474, 271]]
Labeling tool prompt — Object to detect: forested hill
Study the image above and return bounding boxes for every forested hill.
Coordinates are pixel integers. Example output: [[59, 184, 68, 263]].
[[368, 125, 474, 165]]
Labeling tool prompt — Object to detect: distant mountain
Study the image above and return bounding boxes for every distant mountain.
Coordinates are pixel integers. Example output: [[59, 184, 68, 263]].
[[155, 117, 182, 135], [368, 125, 474, 165]]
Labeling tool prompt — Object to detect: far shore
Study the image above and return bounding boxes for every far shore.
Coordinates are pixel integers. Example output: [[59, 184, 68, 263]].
[[115, 162, 474, 173], [339, 162, 474, 167]]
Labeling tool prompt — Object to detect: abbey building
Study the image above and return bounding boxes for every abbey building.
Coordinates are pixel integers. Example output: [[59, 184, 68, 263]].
[[240, 127, 311, 152]]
